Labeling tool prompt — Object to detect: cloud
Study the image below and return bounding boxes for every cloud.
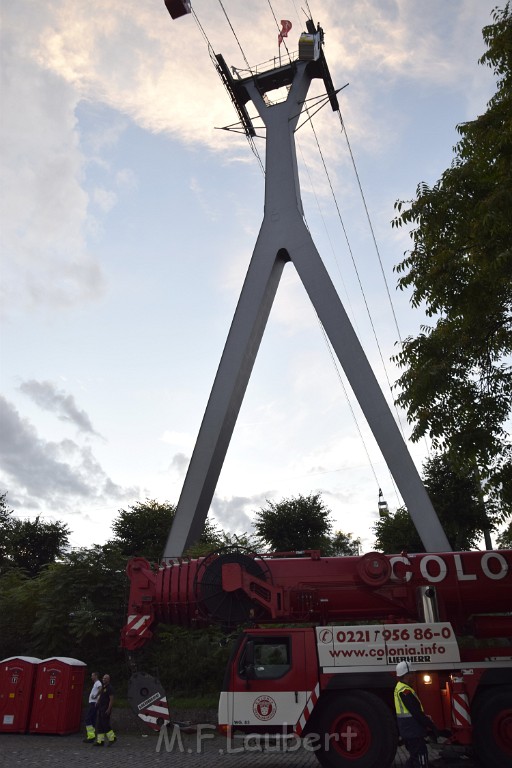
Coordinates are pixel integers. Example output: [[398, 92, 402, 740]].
[[210, 493, 268, 533], [18, 379, 99, 435], [0, 395, 136, 511], [169, 452, 189, 475], [17, 2, 491, 152], [0, 6, 104, 315], [1, 1, 493, 316], [161, 430, 195, 450]]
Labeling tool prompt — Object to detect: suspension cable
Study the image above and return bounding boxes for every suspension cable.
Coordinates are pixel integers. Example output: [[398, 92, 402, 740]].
[[192, 7, 264, 173], [317, 319, 381, 488], [266, 0, 293, 64], [216, 0, 253, 73], [306, 115, 407, 439], [337, 113, 404, 347], [296, 130, 382, 491]]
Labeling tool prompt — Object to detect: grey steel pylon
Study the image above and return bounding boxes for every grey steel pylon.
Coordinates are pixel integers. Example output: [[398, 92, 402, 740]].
[[163, 51, 451, 558]]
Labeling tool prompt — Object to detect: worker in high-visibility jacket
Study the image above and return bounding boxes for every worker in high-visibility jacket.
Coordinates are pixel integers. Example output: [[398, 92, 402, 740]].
[[394, 661, 439, 768]]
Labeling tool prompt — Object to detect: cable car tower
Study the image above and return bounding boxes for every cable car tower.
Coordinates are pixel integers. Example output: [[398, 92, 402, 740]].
[[164, 17, 451, 558]]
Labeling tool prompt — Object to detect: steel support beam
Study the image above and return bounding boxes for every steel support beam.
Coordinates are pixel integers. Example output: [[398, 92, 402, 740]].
[[163, 59, 451, 558]]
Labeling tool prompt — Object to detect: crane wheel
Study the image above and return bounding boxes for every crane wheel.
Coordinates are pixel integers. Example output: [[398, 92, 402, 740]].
[[472, 686, 512, 768], [315, 691, 397, 768]]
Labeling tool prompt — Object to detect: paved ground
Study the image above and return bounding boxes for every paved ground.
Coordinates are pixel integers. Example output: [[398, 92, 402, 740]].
[[0, 729, 474, 768]]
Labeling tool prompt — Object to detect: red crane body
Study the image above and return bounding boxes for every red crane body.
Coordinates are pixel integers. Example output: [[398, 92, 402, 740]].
[[119, 10, 512, 767], [121, 548, 512, 768], [122, 548, 512, 652]]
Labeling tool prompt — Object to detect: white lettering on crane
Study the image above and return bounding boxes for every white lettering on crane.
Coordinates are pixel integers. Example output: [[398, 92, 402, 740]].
[[481, 552, 508, 580], [453, 554, 477, 581], [419, 556, 448, 583], [389, 552, 510, 585], [389, 556, 412, 582]]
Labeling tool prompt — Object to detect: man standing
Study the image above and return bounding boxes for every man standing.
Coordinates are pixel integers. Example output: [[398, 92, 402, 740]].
[[83, 671, 102, 743], [94, 673, 117, 746], [394, 661, 439, 767]]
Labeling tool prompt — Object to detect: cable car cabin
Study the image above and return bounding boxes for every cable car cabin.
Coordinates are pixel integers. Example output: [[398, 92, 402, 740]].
[[164, 0, 191, 20], [298, 32, 321, 61]]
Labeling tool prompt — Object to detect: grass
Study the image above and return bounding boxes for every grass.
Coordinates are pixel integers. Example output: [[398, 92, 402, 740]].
[[169, 695, 218, 710]]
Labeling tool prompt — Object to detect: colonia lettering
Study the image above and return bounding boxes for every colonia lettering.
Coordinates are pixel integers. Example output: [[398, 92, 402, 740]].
[[389, 552, 509, 584]]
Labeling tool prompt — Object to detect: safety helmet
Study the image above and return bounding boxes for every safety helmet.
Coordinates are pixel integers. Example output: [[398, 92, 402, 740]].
[[396, 661, 413, 677]]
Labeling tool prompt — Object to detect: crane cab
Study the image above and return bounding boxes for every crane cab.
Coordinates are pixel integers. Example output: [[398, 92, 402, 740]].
[[164, 0, 191, 20]]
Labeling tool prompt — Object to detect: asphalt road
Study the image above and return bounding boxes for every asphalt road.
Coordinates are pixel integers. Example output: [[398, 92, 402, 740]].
[[0, 730, 473, 768]]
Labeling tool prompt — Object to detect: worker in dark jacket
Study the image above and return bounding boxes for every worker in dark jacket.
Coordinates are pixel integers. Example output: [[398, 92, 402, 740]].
[[394, 661, 439, 767], [94, 674, 116, 746]]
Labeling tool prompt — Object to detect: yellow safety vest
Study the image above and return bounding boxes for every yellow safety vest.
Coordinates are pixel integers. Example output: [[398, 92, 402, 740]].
[[394, 681, 424, 719]]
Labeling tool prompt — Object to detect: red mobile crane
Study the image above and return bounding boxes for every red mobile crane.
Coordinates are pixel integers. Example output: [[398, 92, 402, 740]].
[[121, 547, 512, 767], [120, 8, 512, 767]]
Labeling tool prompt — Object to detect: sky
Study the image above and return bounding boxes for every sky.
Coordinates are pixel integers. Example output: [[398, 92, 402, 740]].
[[0, 0, 501, 554]]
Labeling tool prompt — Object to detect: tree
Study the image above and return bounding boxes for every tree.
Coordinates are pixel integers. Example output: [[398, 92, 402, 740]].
[[328, 530, 362, 556], [373, 506, 424, 554], [110, 498, 224, 561], [496, 521, 512, 548], [6, 517, 70, 577], [373, 452, 496, 552], [254, 493, 334, 553], [0, 491, 14, 569], [146, 625, 233, 698], [0, 568, 40, 659], [0, 492, 70, 577], [110, 499, 177, 561], [392, 4, 512, 519], [28, 544, 127, 675], [0, 491, 12, 523]]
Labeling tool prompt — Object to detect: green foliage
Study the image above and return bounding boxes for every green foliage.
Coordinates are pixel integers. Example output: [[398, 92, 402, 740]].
[[373, 452, 496, 552], [110, 499, 177, 561], [392, 4, 512, 517], [0, 493, 243, 696], [0, 568, 41, 659], [496, 521, 512, 548], [254, 493, 333, 553], [422, 453, 499, 545], [110, 498, 222, 561], [0, 491, 14, 568], [145, 626, 234, 697], [182, 519, 227, 558], [0, 491, 70, 577], [328, 530, 362, 556], [7, 517, 70, 577], [28, 545, 128, 673], [373, 506, 424, 554], [253, 493, 358, 556]]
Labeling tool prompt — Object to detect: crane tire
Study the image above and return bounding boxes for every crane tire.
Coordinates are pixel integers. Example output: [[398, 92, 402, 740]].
[[315, 690, 397, 768], [472, 686, 512, 768]]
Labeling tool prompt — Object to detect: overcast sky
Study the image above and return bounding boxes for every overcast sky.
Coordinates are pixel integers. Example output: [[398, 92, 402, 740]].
[[0, 0, 500, 552]]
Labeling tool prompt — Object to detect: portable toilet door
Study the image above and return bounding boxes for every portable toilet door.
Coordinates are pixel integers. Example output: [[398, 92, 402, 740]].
[[0, 657, 41, 733], [29, 657, 87, 734]]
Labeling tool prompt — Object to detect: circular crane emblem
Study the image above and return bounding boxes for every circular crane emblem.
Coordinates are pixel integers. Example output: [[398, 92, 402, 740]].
[[253, 695, 277, 721]]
